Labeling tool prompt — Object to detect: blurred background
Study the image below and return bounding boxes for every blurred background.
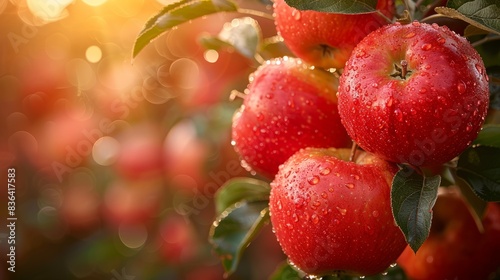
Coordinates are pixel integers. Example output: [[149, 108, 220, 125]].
[[0, 0, 286, 279]]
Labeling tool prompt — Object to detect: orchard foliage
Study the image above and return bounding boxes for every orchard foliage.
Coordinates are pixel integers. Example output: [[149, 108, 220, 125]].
[[132, 0, 500, 279]]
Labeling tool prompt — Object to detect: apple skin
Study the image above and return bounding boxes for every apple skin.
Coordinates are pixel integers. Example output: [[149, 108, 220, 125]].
[[269, 148, 407, 277], [397, 189, 500, 280], [273, 0, 394, 69], [338, 22, 489, 166], [232, 57, 351, 179]]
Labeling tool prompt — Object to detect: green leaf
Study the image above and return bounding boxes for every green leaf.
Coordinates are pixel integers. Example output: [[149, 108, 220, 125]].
[[209, 201, 270, 277], [474, 125, 500, 147], [435, 0, 500, 35], [457, 146, 500, 201], [284, 0, 378, 14], [391, 166, 440, 253], [214, 177, 270, 216], [269, 262, 302, 280], [199, 17, 262, 58], [133, 0, 238, 58]]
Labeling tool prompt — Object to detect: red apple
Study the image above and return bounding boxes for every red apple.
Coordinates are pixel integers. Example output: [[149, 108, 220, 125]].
[[397, 189, 500, 280], [232, 57, 351, 178], [338, 22, 489, 166], [103, 179, 163, 226], [157, 214, 198, 265], [269, 148, 407, 277], [273, 0, 395, 69], [114, 123, 164, 180]]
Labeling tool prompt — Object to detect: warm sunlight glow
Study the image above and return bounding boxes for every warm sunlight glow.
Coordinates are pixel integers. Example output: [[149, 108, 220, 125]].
[[85, 45, 103, 63], [82, 0, 107, 7], [27, 0, 74, 22]]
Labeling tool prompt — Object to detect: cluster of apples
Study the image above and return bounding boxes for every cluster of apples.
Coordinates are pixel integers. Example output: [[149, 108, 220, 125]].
[[231, 0, 498, 278]]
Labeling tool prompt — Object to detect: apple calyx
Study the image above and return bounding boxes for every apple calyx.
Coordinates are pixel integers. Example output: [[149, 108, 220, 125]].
[[390, 60, 412, 80]]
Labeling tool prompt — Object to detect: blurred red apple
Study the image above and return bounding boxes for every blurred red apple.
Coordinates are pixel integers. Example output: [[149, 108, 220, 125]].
[[397, 188, 500, 280]]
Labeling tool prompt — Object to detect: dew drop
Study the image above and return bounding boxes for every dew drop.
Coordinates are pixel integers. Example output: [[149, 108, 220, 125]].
[[394, 108, 403, 122], [333, 219, 340, 225], [386, 97, 394, 107], [257, 112, 264, 121], [286, 223, 293, 229], [308, 176, 320, 185], [371, 82, 379, 88], [457, 81, 466, 94], [390, 263, 397, 268], [421, 43, 432, 51], [284, 170, 291, 178], [345, 183, 354, 189], [475, 63, 484, 75], [336, 207, 347, 216], [372, 210, 380, 217], [404, 32, 416, 38], [292, 9, 301, 20], [292, 213, 299, 222], [319, 167, 331, 176], [265, 93, 273, 99], [321, 192, 328, 199], [412, 21, 421, 27], [466, 123, 473, 132], [277, 200, 282, 210], [328, 187, 334, 193], [437, 37, 445, 44], [311, 214, 319, 224]]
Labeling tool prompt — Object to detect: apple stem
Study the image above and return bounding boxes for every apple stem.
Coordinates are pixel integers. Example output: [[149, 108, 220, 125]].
[[349, 141, 358, 162], [229, 90, 246, 101], [400, 60, 408, 79]]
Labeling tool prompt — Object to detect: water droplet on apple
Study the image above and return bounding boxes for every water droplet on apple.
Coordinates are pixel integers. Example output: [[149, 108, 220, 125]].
[[311, 214, 319, 224], [466, 123, 473, 132], [320, 192, 328, 199], [336, 207, 347, 216], [319, 167, 331, 176], [390, 263, 397, 268], [437, 37, 445, 44], [410, 108, 417, 115], [421, 43, 432, 51], [308, 175, 320, 185], [419, 88, 427, 94], [265, 93, 273, 99], [382, 271, 388, 276], [345, 183, 354, 189], [286, 223, 293, 229], [386, 97, 394, 107], [328, 187, 334, 193], [372, 210, 380, 217], [475, 63, 484, 75], [404, 32, 416, 38], [312, 200, 321, 208], [292, 213, 299, 222], [292, 9, 301, 20], [371, 82, 379, 88], [394, 108, 403, 122], [432, 23, 439, 29], [412, 21, 421, 27], [457, 81, 466, 94], [231, 140, 236, 146], [277, 199, 282, 210], [294, 197, 305, 209]]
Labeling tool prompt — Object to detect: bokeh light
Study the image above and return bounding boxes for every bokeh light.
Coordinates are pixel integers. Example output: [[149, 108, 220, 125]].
[[85, 45, 103, 63]]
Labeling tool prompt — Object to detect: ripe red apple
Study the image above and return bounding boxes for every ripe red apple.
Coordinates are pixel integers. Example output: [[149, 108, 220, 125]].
[[338, 22, 489, 166], [273, 0, 394, 69], [114, 123, 164, 180], [397, 189, 500, 280], [157, 214, 198, 265], [269, 147, 407, 277], [232, 57, 351, 178], [103, 179, 163, 226]]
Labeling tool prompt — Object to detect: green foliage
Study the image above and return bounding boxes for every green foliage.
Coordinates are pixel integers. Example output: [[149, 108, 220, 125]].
[[199, 17, 262, 58], [474, 125, 500, 147], [209, 201, 270, 276], [391, 166, 440, 253], [457, 146, 500, 202], [214, 177, 270, 215], [435, 0, 500, 35], [284, 0, 379, 14], [133, 0, 238, 58]]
